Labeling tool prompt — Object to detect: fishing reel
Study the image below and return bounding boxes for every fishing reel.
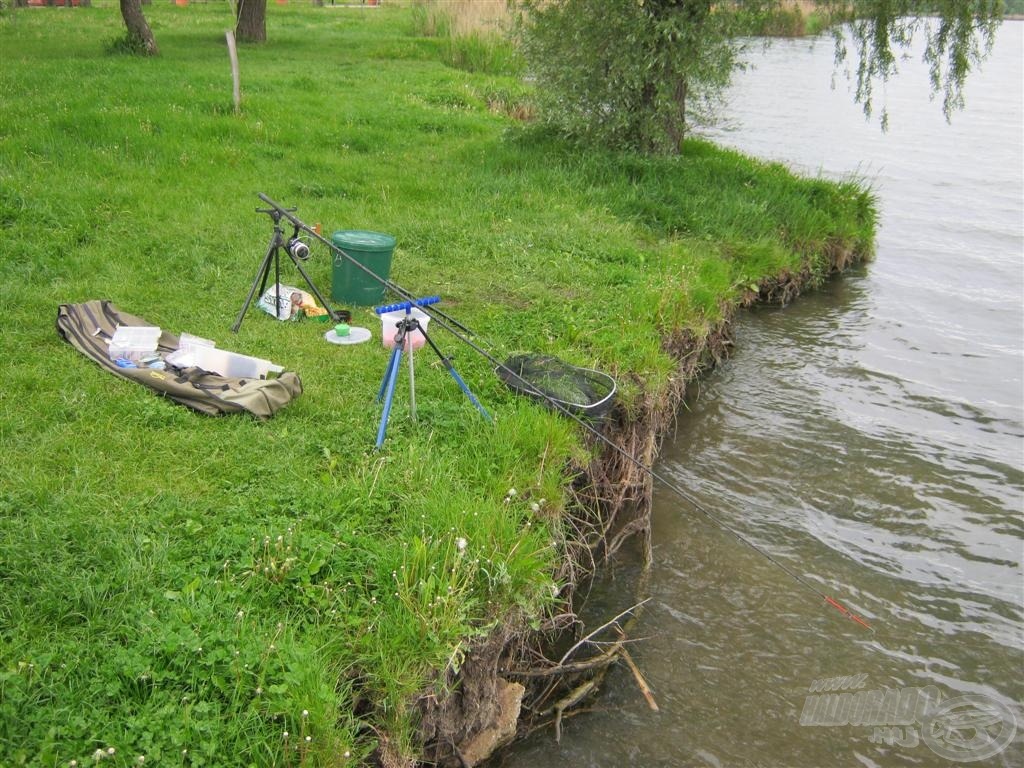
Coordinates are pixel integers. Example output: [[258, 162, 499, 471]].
[[286, 234, 311, 261]]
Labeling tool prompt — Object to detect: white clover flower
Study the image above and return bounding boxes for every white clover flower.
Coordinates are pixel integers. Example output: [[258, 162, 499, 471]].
[[283, 731, 290, 739], [456, 537, 468, 552], [530, 502, 540, 513], [302, 709, 309, 718], [107, 748, 115, 756]]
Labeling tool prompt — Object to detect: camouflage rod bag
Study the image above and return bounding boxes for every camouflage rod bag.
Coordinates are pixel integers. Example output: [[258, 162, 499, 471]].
[[56, 300, 302, 419]]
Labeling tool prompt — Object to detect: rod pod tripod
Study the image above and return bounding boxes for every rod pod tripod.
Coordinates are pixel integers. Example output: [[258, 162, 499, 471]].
[[247, 194, 874, 630], [232, 204, 344, 333], [375, 298, 491, 449]]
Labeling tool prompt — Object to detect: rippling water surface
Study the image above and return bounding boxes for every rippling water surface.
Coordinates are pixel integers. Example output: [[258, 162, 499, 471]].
[[504, 23, 1023, 768]]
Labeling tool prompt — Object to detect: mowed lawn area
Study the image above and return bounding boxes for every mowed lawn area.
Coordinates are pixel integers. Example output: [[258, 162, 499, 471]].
[[0, 4, 874, 766]]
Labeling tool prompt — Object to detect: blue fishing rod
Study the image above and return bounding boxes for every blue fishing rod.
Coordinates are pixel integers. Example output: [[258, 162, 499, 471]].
[[254, 193, 873, 631]]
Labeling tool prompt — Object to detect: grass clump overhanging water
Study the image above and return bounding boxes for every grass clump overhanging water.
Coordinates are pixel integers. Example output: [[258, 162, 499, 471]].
[[0, 3, 874, 765]]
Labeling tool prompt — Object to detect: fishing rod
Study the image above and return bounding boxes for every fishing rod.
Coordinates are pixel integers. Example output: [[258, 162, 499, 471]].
[[255, 193, 873, 631]]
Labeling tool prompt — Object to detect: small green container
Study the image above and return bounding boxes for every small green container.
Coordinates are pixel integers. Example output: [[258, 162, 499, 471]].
[[330, 230, 396, 306]]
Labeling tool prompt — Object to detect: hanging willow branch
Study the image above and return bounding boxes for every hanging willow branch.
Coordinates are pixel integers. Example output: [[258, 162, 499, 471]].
[[824, 0, 1003, 128]]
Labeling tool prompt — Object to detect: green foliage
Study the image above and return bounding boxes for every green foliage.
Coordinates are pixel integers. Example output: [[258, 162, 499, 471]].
[[516, 0, 1004, 152], [408, 2, 523, 76], [408, 1, 452, 38], [758, 6, 807, 37], [0, 3, 874, 765], [825, 0, 1004, 128], [444, 32, 523, 76], [516, 0, 776, 154], [104, 32, 152, 56]]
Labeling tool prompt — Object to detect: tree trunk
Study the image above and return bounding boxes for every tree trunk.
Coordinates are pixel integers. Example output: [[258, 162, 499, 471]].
[[235, 0, 267, 43], [666, 77, 687, 154], [119, 0, 159, 55]]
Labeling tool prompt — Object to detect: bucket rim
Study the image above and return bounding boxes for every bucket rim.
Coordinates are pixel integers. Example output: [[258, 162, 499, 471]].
[[330, 230, 396, 250]]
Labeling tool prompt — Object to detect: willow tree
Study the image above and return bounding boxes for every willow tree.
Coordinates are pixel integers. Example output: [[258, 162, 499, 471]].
[[516, 0, 1005, 154], [827, 0, 1004, 129]]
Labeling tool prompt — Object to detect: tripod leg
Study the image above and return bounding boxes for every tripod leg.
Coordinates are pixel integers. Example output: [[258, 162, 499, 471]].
[[377, 346, 401, 402], [290, 253, 341, 323], [419, 327, 492, 422], [258, 244, 274, 298], [232, 237, 277, 333], [376, 347, 403, 449], [443, 362, 492, 422], [408, 345, 416, 422], [273, 244, 283, 319]]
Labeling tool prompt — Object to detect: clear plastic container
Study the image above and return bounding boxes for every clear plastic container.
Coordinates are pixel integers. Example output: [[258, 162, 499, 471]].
[[166, 346, 283, 380], [177, 332, 215, 351], [108, 325, 161, 361], [379, 308, 429, 351]]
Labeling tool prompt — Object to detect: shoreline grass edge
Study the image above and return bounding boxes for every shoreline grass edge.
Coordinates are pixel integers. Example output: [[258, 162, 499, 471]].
[[0, 5, 876, 766]]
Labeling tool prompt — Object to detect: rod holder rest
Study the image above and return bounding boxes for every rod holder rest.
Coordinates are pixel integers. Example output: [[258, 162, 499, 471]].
[[375, 296, 440, 315]]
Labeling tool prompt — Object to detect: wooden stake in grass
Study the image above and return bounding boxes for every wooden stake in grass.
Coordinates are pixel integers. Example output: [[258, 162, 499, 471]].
[[225, 29, 241, 114]]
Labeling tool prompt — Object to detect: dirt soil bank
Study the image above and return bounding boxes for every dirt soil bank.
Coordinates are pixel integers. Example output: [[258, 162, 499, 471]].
[[390, 242, 870, 768]]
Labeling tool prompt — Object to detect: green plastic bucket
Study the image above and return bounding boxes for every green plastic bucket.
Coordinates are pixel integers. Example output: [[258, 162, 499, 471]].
[[330, 230, 396, 306]]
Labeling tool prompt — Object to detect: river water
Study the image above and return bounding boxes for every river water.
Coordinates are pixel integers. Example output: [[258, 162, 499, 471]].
[[503, 22, 1023, 768]]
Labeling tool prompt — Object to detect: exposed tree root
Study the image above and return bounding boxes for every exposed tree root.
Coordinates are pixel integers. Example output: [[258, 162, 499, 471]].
[[406, 245, 870, 766], [619, 642, 660, 712]]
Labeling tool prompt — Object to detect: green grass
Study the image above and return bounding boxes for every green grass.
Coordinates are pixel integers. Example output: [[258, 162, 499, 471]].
[[0, 3, 874, 766]]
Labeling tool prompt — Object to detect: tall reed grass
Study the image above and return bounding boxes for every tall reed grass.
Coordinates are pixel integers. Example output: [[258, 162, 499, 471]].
[[407, 0, 513, 37], [407, 0, 522, 74]]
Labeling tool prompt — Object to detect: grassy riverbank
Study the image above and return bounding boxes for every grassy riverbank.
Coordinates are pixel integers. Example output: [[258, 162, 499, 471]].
[[0, 4, 874, 766]]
